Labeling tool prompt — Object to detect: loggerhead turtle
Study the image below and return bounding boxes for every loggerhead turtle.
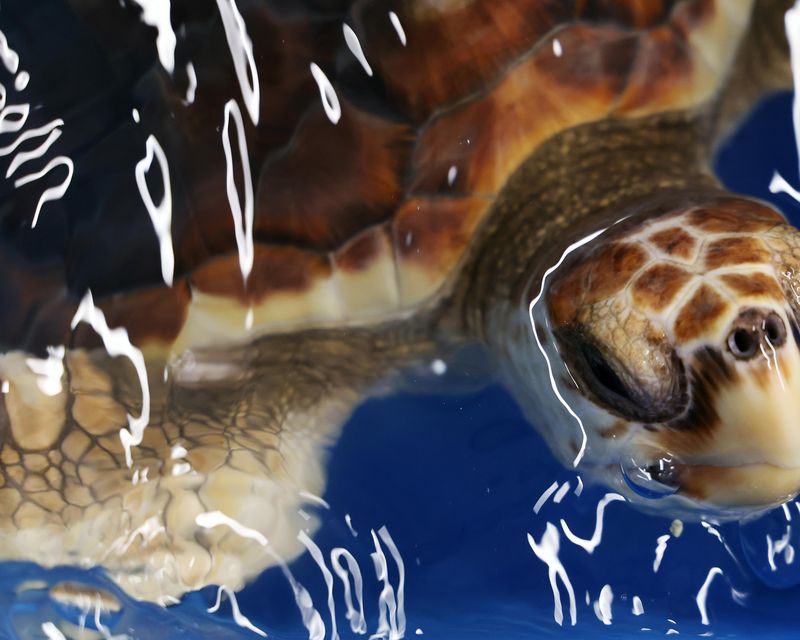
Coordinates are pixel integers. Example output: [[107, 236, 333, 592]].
[[0, 0, 797, 603]]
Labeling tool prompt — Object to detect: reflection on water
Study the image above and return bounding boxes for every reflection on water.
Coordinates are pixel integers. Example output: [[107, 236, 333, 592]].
[[4, 0, 800, 638]]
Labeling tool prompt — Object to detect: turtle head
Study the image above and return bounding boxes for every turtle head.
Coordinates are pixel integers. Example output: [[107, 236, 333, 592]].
[[540, 195, 800, 515]]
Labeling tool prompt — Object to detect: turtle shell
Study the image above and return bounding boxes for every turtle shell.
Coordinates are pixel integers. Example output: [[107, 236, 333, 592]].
[[0, 0, 751, 355]]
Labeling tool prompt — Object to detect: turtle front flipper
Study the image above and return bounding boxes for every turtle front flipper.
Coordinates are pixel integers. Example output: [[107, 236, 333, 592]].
[[0, 323, 433, 603]]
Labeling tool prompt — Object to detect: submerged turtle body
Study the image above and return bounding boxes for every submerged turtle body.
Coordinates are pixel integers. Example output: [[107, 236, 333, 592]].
[[0, 0, 796, 602]]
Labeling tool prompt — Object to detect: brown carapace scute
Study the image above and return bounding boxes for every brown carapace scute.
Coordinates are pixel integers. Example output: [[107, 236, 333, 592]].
[[2, 0, 747, 357], [547, 197, 790, 349]]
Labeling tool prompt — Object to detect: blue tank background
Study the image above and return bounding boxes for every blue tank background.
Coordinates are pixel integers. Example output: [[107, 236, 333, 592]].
[[3, 34, 800, 640]]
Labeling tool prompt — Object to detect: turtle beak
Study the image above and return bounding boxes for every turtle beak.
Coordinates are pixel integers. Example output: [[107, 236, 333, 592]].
[[646, 308, 800, 507]]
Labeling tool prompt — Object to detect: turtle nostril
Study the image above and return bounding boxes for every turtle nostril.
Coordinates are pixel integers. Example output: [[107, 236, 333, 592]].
[[728, 327, 757, 359], [763, 312, 787, 347]]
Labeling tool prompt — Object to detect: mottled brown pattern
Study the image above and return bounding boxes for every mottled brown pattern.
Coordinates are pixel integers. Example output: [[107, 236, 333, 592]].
[[255, 99, 414, 251], [648, 227, 697, 259], [586, 242, 650, 304], [548, 241, 648, 324], [673, 284, 729, 342], [718, 272, 784, 299], [73, 282, 192, 351], [687, 199, 785, 232], [632, 263, 692, 310], [412, 24, 637, 195], [577, 0, 680, 28], [190, 246, 331, 303], [334, 225, 393, 272], [393, 197, 487, 272], [353, 0, 573, 121], [703, 236, 770, 270]]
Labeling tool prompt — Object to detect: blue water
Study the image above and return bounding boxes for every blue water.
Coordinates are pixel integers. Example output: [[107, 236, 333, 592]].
[[4, 11, 800, 639]]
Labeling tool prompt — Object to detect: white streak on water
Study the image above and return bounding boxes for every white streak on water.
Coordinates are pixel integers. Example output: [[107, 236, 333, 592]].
[[135, 134, 174, 286], [0, 31, 19, 73], [310, 63, 341, 125], [632, 596, 644, 616], [185, 62, 197, 104], [16, 155, 74, 228], [560, 493, 625, 553], [370, 527, 405, 639], [216, 0, 260, 124], [299, 531, 339, 640], [528, 226, 610, 466], [593, 584, 613, 625], [343, 24, 372, 76], [783, 503, 793, 521], [222, 99, 254, 283], [653, 534, 670, 573], [388, 12, 407, 46], [132, 0, 176, 74], [71, 292, 149, 468], [345, 513, 358, 537], [553, 482, 570, 504], [696, 567, 723, 625], [533, 481, 559, 514], [331, 547, 367, 634], [41, 623, 67, 640], [267, 548, 326, 640], [208, 586, 267, 637], [0, 118, 63, 171], [574, 476, 583, 496], [195, 510, 268, 546], [378, 526, 406, 638], [767, 525, 794, 571], [0, 103, 29, 134], [300, 491, 331, 510], [527, 524, 576, 626], [25, 345, 65, 396], [14, 71, 29, 91]]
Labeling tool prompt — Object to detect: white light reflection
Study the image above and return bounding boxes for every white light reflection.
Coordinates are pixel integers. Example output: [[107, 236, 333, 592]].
[[195, 510, 268, 546], [559, 493, 625, 553], [388, 12, 407, 46], [208, 585, 267, 637], [71, 292, 150, 468], [371, 527, 406, 640], [222, 99, 254, 283], [527, 524, 577, 626], [41, 622, 67, 640], [527, 226, 610, 466], [653, 534, 670, 573], [593, 584, 613, 625], [343, 24, 372, 76], [185, 62, 197, 104], [632, 595, 644, 616], [135, 134, 174, 286], [299, 531, 339, 640], [132, 0, 176, 74], [216, 0, 260, 124], [533, 481, 559, 514], [331, 547, 367, 634], [696, 567, 723, 626], [310, 63, 341, 125], [25, 345, 65, 396]]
